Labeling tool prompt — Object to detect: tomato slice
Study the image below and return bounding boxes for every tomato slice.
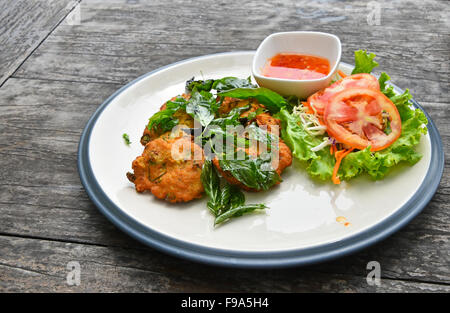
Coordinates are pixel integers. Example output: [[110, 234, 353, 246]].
[[308, 73, 380, 115], [324, 88, 401, 151]]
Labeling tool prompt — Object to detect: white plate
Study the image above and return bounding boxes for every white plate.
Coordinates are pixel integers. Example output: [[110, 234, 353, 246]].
[[78, 51, 443, 266]]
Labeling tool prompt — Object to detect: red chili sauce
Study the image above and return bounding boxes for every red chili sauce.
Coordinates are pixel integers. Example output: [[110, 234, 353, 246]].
[[262, 53, 330, 80]]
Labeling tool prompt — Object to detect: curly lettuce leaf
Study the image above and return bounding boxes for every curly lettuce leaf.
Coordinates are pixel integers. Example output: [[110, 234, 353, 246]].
[[351, 50, 379, 74], [338, 75, 428, 180], [276, 108, 335, 180], [278, 52, 428, 182]]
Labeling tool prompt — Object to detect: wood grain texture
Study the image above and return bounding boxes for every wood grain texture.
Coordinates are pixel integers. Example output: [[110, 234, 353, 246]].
[[0, 0, 448, 292], [12, 0, 450, 103], [0, 77, 448, 291], [1, 235, 449, 292], [0, 0, 80, 86]]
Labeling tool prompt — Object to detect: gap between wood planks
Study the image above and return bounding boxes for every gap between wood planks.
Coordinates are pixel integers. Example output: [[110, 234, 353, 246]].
[[0, 233, 449, 291], [0, 0, 82, 89], [7, 75, 450, 105]]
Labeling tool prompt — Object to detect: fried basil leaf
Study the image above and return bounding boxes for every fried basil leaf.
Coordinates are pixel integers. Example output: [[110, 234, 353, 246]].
[[122, 133, 131, 145], [201, 160, 222, 216], [214, 204, 267, 225], [219, 184, 245, 211], [201, 160, 267, 225], [186, 76, 255, 93], [211, 105, 251, 128], [185, 91, 218, 127], [218, 87, 287, 113], [147, 96, 188, 132], [186, 77, 214, 92], [212, 76, 256, 91], [219, 157, 281, 191], [246, 123, 274, 148]]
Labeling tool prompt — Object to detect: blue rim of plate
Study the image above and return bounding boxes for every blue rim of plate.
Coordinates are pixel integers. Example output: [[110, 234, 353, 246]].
[[77, 51, 444, 268]]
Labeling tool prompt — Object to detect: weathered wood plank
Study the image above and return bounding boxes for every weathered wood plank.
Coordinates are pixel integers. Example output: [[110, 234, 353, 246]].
[[0, 0, 80, 86], [12, 0, 450, 103], [0, 78, 448, 285], [0, 78, 133, 246], [0, 0, 448, 292], [1, 235, 448, 292]]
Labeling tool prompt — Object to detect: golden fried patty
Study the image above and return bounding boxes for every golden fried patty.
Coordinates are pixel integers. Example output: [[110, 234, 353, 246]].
[[142, 96, 266, 145], [218, 97, 262, 116], [127, 134, 205, 203], [214, 99, 292, 191], [212, 140, 292, 192], [140, 94, 193, 145], [133, 95, 291, 198], [255, 112, 281, 137], [219, 98, 280, 134]]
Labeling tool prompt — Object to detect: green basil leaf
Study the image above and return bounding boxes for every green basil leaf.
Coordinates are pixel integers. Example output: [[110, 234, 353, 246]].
[[218, 87, 287, 113], [210, 105, 250, 129], [186, 91, 218, 127], [219, 157, 281, 191], [246, 107, 265, 121], [212, 76, 256, 91], [246, 123, 275, 148], [201, 160, 266, 225], [201, 160, 221, 215], [186, 77, 214, 92], [122, 133, 131, 145], [214, 204, 267, 225], [147, 96, 188, 133], [219, 184, 245, 211]]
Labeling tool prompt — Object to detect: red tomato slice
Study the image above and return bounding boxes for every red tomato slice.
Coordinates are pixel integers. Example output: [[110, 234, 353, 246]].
[[324, 88, 401, 151], [308, 73, 380, 115]]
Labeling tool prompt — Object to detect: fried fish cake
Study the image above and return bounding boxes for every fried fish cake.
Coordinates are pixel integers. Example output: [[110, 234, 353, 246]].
[[212, 140, 292, 192], [213, 106, 292, 191], [140, 94, 193, 145], [218, 98, 280, 133], [255, 112, 281, 137], [127, 134, 205, 203], [218, 97, 263, 116]]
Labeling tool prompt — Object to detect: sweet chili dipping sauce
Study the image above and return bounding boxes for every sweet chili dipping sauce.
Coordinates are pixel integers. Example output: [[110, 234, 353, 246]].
[[262, 53, 330, 80]]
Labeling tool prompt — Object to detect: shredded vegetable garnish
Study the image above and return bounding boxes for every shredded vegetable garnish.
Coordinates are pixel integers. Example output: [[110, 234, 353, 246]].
[[332, 148, 354, 184], [329, 138, 337, 154], [293, 100, 327, 136], [330, 144, 336, 155], [338, 70, 347, 78], [311, 137, 332, 152], [122, 133, 131, 145]]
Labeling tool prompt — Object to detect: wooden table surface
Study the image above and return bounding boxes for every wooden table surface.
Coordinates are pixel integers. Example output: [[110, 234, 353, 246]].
[[0, 0, 448, 292]]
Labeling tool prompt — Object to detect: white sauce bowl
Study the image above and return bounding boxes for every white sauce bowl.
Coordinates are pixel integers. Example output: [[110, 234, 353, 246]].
[[252, 31, 342, 99]]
